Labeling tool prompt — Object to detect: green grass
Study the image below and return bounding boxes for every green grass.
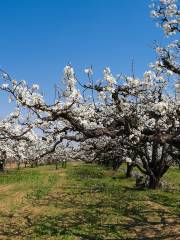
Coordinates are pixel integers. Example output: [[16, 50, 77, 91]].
[[0, 169, 42, 184], [0, 162, 179, 239], [28, 174, 59, 200]]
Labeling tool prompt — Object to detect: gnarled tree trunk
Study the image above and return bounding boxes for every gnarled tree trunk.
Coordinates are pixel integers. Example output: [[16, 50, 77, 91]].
[[126, 163, 134, 178], [148, 175, 160, 189]]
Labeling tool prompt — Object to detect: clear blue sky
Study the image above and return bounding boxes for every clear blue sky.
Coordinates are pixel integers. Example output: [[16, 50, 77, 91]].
[[0, 0, 164, 116]]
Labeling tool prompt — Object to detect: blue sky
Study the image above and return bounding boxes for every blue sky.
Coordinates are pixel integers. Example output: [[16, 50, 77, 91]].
[[0, 0, 164, 116]]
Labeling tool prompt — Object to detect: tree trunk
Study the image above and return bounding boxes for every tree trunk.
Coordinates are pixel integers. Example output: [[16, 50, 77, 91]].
[[0, 164, 4, 172], [30, 163, 34, 168], [55, 159, 58, 170], [17, 162, 20, 170], [0, 160, 5, 172], [126, 163, 133, 178], [148, 175, 160, 189], [112, 159, 122, 171]]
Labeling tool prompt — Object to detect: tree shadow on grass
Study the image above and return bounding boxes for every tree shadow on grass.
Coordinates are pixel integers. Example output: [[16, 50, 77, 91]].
[[30, 204, 179, 240], [1, 202, 179, 240], [31, 185, 180, 240], [0, 179, 179, 239]]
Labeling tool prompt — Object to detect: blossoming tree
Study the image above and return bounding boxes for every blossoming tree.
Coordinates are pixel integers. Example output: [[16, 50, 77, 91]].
[[0, 0, 179, 188]]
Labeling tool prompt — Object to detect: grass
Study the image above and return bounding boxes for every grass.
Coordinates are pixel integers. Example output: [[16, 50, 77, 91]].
[[0, 162, 179, 239]]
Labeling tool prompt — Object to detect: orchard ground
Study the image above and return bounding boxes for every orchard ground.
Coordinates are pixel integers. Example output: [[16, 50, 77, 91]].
[[0, 162, 179, 240]]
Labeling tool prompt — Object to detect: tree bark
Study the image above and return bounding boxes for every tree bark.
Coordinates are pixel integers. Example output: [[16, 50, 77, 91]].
[[148, 175, 160, 189], [0, 160, 5, 172], [112, 159, 122, 171], [126, 163, 133, 178]]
